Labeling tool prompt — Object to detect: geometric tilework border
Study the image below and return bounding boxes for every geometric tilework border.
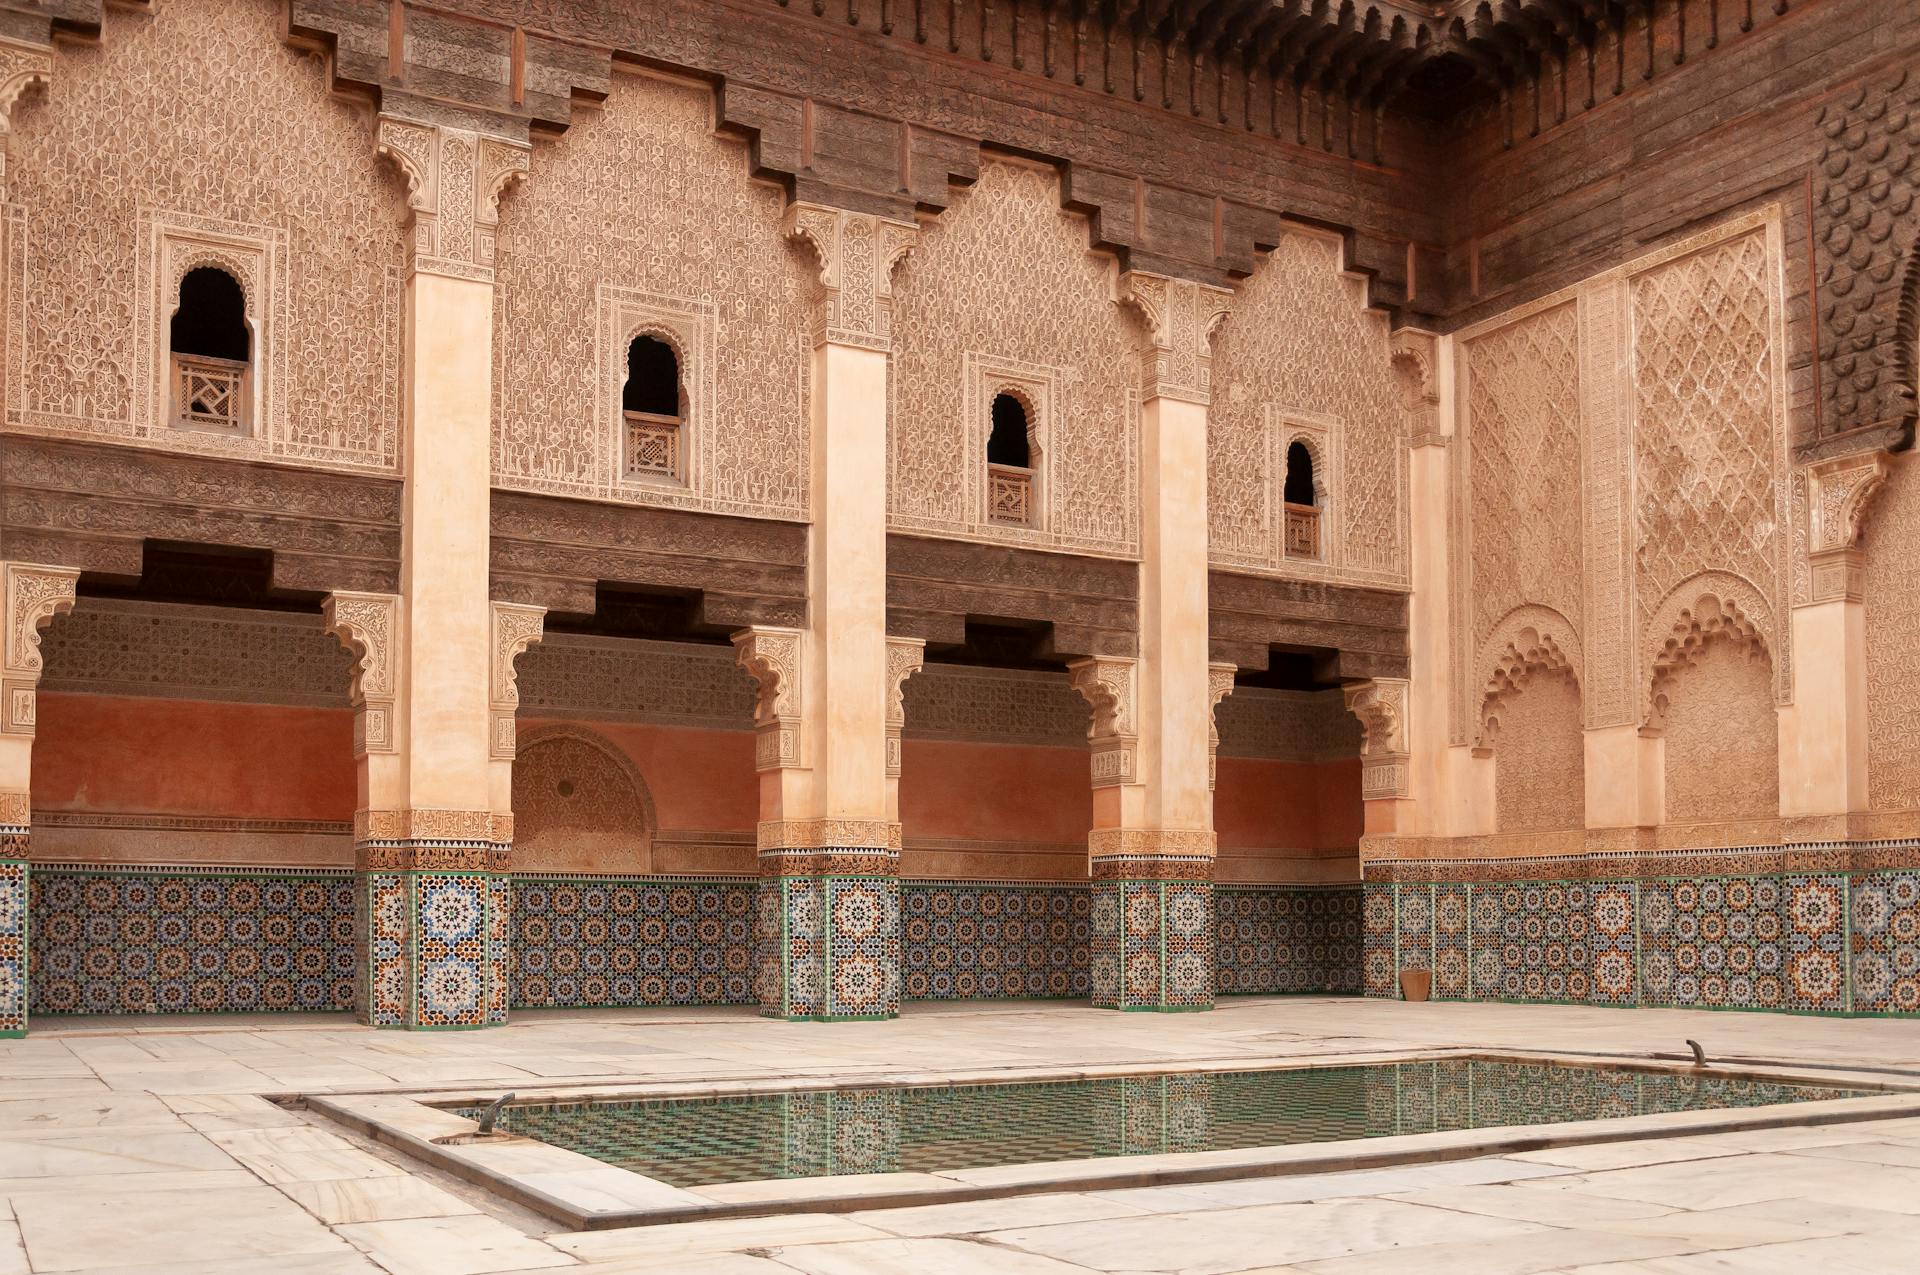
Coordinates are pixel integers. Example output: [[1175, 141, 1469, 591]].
[[0, 860, 24, 1035], [30, 865, 354, 1018], [1364, 869, 1920, 1017]]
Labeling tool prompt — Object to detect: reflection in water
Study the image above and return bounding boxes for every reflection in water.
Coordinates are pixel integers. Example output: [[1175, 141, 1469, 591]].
[[458, 1059, 1865, 1188]]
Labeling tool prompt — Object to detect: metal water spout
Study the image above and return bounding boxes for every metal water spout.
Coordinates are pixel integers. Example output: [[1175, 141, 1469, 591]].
[[1686, 1040, 1708, 1067], [476, 1092, 516, 1135]]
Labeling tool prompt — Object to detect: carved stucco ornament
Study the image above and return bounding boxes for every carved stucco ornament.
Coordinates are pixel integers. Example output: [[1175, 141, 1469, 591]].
[[1120, 270, 1233, 404], [1, 562, 79, 738], [489, 601, 546, 762], [731, 625, 805, 773], [1067, 655, 1138, 788], [1206, 662, 1237, 791], [323, 590, 400, 758], [883, 636, 926, 779], [781, 202, 918, 350], [1804, 451, 1891, 603], [0, 35, 52, 201], [1344, 676, 1410, 801], [375, 110, 530, 282]]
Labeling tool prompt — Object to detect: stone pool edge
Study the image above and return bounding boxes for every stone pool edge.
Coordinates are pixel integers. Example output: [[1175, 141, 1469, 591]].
[[304, 1051, 1920, 1232]]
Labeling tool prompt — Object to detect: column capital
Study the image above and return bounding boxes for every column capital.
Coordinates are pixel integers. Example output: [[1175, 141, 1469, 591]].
[[323, 590, 400, 758], [1119, 270, 1233, 404], [1206, 662, 1236, 792], [1068, 654, 1139, 788], [781, 202, 919, 351], [1345, 676, 1412, 801], [883, 636, 925, 780], [488, 601, 546, 761], [375, 109, 530, 283], [1806, 450, 1891, 603], [732, 625, 807, 772], [2, 562, 78, 738]]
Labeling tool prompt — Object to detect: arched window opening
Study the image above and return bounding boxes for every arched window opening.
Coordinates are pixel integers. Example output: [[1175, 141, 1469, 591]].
[[1282, 440, 1321, 560], [986, 392, 1035, 526], [622, 334, 684, 482], [169, 267, 251, 435]]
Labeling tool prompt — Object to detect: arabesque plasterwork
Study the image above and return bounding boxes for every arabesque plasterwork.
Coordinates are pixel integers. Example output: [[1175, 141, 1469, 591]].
[[492, 73, 813, 522], [731, 625, 805, 773], [783, 201, 918, 353], [883, 637, 926, 780], [488, 601, 546, 762], [887, 159, 1140, 558], [0, 561, 77, 737], [1209, 229, 1407, 586], [3, 1, 402, 473], [1450, 207, 1791, 746], [1205, 662, 1236, 791], [1343, 677, 1410, 801], [323, 590, 399, 758], [375, 110, 528, 283], [1067, 655, 1138, 789]]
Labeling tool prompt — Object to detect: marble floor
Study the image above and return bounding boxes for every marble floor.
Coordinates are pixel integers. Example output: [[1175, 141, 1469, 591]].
[[3, 997, 1920, 1273]]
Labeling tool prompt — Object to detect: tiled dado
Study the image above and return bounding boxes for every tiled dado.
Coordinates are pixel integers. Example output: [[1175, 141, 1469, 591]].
[[29, 865, 354, 1017], [512, 876, 757, 1009], [358, 871, 506, 1030], [1363, 868, 1920, 1015], [1215, 886, 1364, 996], [757, 850, 902, 1021], [1091, 880, 1216, 1012], [902, 882, 1093, 1000], [1, 857, 26, 1035]]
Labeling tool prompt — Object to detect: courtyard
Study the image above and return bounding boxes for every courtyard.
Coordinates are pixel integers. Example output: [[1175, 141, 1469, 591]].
[[2, 997, 1919, 1273]]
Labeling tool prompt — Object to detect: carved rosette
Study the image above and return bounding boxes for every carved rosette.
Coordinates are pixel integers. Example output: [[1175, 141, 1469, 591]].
[[323, 591, 399, 758], [1068, 655, 1139, 788], [1, 562, 79, 738], [376, 112, 530, 282], [732, 626, 805, 773], [781, 203, 918, 351], [883, 636, 926, 780], [1120, 271, 1233, 404], [1343, 677, 1411, 801], [1804, 452, 1890, 603], [0, 36, 52, 200], [1206, 662, 1237, 792], [488, 601, 546, 761]]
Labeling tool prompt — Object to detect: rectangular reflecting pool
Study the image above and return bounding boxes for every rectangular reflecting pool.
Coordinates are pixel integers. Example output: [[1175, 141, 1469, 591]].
[[453, 1059, 1870, 1187]]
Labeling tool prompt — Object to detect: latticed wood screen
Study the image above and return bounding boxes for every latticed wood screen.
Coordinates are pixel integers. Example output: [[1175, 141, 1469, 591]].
[[988, 463, 1034, 526], [173, 354, 249, 434], [1284, 503, 1320, 560], [623, 410, 682, 480]]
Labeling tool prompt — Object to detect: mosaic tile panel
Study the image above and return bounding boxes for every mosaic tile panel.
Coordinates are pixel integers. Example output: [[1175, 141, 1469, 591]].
[[30, 867, 353, 1017], [359, 871, 407, 1027], [511, 877, 756, 1009], [487, 874, 512, 1026], [757, 869, 901, 1021], [1213, 886, 1362, 995], [1361, 882, 1396, 998], [1432, 883, 1471, 999], [412, 872, 491, 1028], [1369, 868, 1917, 1016], [902, 882, 1091, 999], [1091, 880, 1215, 1011], [1641, 876, 1787, 1011], [1850, 870, 1920, 1014], [1589, 881, 1639, 1006], [0, 859, 26, 1035]]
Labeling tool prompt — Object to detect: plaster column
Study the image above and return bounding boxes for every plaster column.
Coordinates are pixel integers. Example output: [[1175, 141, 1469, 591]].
[[1779, 453, 1888, 831], [1074, 273, 1230, 1012], [337, 107, 530, 1029], [0, 563, 79, 1037], [738, 205, 918, 1021]]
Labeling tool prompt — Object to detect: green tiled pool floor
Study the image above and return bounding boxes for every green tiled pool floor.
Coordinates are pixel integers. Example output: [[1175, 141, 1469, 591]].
[[454, 1059, 1867, 1188]]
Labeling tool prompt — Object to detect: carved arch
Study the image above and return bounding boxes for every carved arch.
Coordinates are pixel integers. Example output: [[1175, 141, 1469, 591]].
[[1642, 571, 1776, 729], [1473, 604, 1583, 750], [2, 563, 80, 737], [510, 724, 658, 874]]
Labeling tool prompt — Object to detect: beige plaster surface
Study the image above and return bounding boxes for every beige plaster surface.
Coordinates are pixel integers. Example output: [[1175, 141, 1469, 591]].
[[1779, 599, 1870, 818], [6, 999, 1920, 1272]]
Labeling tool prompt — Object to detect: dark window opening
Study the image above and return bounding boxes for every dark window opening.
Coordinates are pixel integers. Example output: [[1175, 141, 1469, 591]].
[[1284, 441, 1317, 507], [987, 393, 1031, 468], [170, 267, 249, 363], [623, 335, 681, 417]]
